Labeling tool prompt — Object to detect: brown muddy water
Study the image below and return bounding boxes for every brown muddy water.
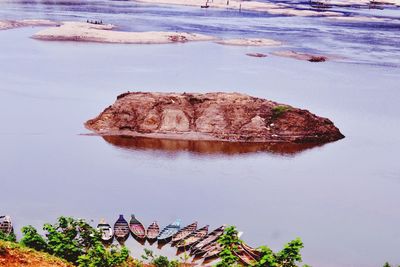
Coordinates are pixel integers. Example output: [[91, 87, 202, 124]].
[[0, 1, 400, 266]]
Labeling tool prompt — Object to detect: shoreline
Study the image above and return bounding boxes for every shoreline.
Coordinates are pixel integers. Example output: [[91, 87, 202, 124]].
[[134, 0, 343, 17]]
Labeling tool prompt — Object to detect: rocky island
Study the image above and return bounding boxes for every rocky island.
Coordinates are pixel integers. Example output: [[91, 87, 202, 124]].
[[85, 92, 344, 144]]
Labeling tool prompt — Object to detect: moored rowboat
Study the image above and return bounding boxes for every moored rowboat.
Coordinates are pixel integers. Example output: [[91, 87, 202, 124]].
[[191, 225, 225, 254], [233, 243, 258, 265], [202, 242, 222, 259], [0, 215, 13, 235], [176, 225, 209, 248], [147, 221, 160, 242], [97, 219, 114, 244], [158, 219, 181, 242], [129, 214, 146, 240], [171, 221, 197, 245], [114, 214, 130, 242]]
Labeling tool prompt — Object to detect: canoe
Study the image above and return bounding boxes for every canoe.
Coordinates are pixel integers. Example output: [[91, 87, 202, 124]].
[[193, 240, 218, 256], [113, 214, 130, 242], [129, 214, 146, 240], [147, 221, 160, 241], [171, 221, 197, 244], [233, 243, 258, 265], [202, 242, 222, 259], [241, 242, 261, 260], [191, 225, 225, 254], [0, 215, 13, 235], [157, 219, 181, 242], [176, 225, 209, 248], [97, 219, 114, 243]]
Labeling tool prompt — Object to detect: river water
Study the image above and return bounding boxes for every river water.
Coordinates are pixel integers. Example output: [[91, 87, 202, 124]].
[[0, 1, 399, 266]]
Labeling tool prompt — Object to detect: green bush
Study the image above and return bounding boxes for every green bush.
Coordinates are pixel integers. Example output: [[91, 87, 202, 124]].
[[216, 227, 307, 267], [0, 230, 16, 242], [141, 248, 179, 267], [272, 105, 291, 119], [20, 216, 129, 267], [20, 225, 49, 252], [216, 226, 241, 267]]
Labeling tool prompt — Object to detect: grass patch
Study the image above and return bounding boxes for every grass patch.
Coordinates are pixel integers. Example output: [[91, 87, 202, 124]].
[[272, 105, 291, 119]]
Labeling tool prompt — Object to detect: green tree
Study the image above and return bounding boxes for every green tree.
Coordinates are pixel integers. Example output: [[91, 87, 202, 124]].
[[216, 226, 241, 267], [141, 248, 179, 267], [20, 225, 49, 252], [20, 216, 129, 267]]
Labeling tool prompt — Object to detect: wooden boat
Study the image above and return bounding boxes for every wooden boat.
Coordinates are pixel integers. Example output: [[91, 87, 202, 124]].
[[146, 221, 160, 242], [97, 219, 114, 244], [191, 225, 225, 254], [202, 242, 222, 259], [241, 242, 261, 260], [157, 219, 181, 243], [233, 243, 258, 265], [171, 221, 197, 245], [113, 214, 130, 242], [0, 215, 13, 235], [176, 225, 209, 248], [129, 214, 146, 240]]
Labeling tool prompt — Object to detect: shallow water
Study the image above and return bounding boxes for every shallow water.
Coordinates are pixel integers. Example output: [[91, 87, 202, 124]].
[[0, 1, 400, 267]]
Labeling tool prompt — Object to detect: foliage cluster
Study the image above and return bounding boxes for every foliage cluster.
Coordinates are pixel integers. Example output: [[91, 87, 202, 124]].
[[216, 226, 242, 267], [141, 248, 179, 267], [217, 226, 309, 267], [0, 230, 16, 242], [19, 217, 129, 267]]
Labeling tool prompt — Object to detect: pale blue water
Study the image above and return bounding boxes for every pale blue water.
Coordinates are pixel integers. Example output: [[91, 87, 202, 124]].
[[0, 1, 400, 267]]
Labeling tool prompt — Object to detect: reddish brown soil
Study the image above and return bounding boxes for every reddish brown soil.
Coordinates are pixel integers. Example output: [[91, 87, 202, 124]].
[[0, 242, 71, 267]]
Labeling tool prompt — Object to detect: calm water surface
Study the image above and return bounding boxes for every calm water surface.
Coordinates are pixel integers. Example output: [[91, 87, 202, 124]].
[[0, 1, 400, 267]]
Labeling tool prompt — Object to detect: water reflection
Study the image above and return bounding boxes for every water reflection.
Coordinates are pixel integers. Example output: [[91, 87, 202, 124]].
[[102, 135, 324, 155]]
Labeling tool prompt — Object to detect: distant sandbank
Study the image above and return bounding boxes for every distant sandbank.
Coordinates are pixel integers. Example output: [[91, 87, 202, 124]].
[[0, 19, 59, 30], [32, 21, 215, 44], [30, 21, 284, 46]]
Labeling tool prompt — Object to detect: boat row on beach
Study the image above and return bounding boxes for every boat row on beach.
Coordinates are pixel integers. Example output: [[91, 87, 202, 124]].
[[100, 214, 261, 264]]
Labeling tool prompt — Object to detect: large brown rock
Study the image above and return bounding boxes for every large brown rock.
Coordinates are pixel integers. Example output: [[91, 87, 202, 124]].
[[85, 92, 344, 143]]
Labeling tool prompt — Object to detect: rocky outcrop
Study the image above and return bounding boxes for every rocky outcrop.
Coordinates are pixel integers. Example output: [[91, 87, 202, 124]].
[[85, 92, 344, 143]]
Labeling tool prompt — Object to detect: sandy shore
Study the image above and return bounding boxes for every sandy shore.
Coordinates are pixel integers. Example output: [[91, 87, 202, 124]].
[[272, 50, 329, 62], [32, 21, 216, 44], [134, 0, 342, 17], [216, 38, 281, 46], [0, 19, 59, 30]]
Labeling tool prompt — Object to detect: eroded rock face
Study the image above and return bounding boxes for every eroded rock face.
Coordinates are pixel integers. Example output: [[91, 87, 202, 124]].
[[85, 92, 344, 143]]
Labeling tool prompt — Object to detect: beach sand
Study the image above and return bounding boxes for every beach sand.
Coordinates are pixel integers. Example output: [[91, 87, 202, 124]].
[[32, 21, 216, 44], [271, 50, 329, 62], [216, 38, 281, 46]]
